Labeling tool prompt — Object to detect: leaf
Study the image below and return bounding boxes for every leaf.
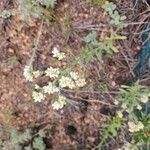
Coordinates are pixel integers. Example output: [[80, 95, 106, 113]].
[[33, 0, 57, 8], [84, 31, 97, 43], [33, 137, 46, 150], [7, 56, 19, 65], [111, 46, 119, 53], [38, 130, 46, 138]]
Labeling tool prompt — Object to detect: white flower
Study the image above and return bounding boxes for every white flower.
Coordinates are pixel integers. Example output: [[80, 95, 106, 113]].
[[33, 70, 41, 78], [59, 76, 75, 89], [121, 103, 127, 109], [57, 52, 66, 60], [34, 84, 41, 90], [23, 65, 34, 81], [52, 47, 59, 57], [117, 111, 123, 118], [52, 47, 66, 60], [45, 67, 60, 79], [75, 78, 86, 87], [137, 104, 142, 110], [123, 142, 132, 150], [32, 91, 45, 102], [43, 82, 59, 94], [113, 99, 119, 105], [128, 121, 144, 133], [23, 65, 41, 81], [140, 94, 149, 103], [70, 71, 79, 80], [52, 95, 67, 110]]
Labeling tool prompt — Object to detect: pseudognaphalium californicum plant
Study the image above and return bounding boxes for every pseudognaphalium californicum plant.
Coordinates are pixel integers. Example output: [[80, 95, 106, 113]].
[[23, 47, 86, 110]]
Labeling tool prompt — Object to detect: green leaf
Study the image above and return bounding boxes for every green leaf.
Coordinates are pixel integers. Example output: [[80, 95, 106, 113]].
[[33, 137, 46, 150], [38, 130, 46, 138], [84, 31, 97, 43]]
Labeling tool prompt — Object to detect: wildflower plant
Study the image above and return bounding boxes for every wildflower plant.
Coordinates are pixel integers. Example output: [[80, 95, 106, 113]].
[[0, 0, 56, 21], [116, 83, 149, 149], [99, 82, 150, 149], [23, 47, 86, 110], [117, 82, 150, 117], [32, 0, 57, 8], [102, 1, 126, 27], [81, 30, 126, 64], [98, 114, 122, 149]]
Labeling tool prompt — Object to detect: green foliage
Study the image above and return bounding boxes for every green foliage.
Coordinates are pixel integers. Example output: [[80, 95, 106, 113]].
[[77, 1, 126, 65], [76, 47, 95, 64], [0, 0, 56, 21], [2, 128, 32, 150], [102, 1, 126, 27], [98, 115, 122, 149], [98, 83, 108, 93], [81, 30, 126, 63], [33, 136, 46, 150], [1, 127, 47, 150], [32, 0, 57, 8], [84, 31, 97, 43], [18, 0, 43, 21], [133, 113, 150, 147], [98, 82, 150, 149], [7, 56, 19, 65], [122, 113, 150, 149], [116, 83, 149, 148], [117, 82, 149, 117]]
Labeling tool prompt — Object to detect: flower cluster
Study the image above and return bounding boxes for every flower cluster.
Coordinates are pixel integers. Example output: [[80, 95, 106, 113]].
[[23, 47, 86, 110], [116, 111, 123, 118], [59, 72, 86, 89], [52, 47, 66, 60], [122, 142, 132, 150], [135, 93, 150, 110], [43, 82, 59, 94], [52, 95, 67, 110], [59, 76, 75, 89], [139, 93, 149, 103], [32, 91, 45, 102], [128, 121, 144, 133], [45, 67, 60, 78], [23, 65, 41, 81]]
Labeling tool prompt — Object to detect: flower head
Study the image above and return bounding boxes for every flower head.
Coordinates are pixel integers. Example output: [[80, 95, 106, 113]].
[[43, 82, 59, 94], [23, 65, 41, 81], [140, 94, 149, 103], [121, 103, 127, 109], [70, 71, 79, 80], [33, 70, 41, 78], [117, 111, 123, 118], [59, 76, 75, 89], [45, 67, 60, 79], [113, 99, 119, 105], [137, 104, 142, 110], [75, 78, 86, 87], [52, 47, 66, 60], [128, 121, 144, 133], [32, 91, 45, 102], [23, 65, 34, 81], [123, 142, 132, 150], [34, 84, 41, 90], [52, 95, 67, 110]]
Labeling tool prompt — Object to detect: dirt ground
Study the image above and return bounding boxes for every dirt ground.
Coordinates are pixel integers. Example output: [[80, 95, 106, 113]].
[[0, 0, 149, 149]]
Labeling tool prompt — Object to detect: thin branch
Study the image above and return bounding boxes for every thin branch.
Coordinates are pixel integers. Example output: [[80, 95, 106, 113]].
[[29, 20, 43, 66]]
